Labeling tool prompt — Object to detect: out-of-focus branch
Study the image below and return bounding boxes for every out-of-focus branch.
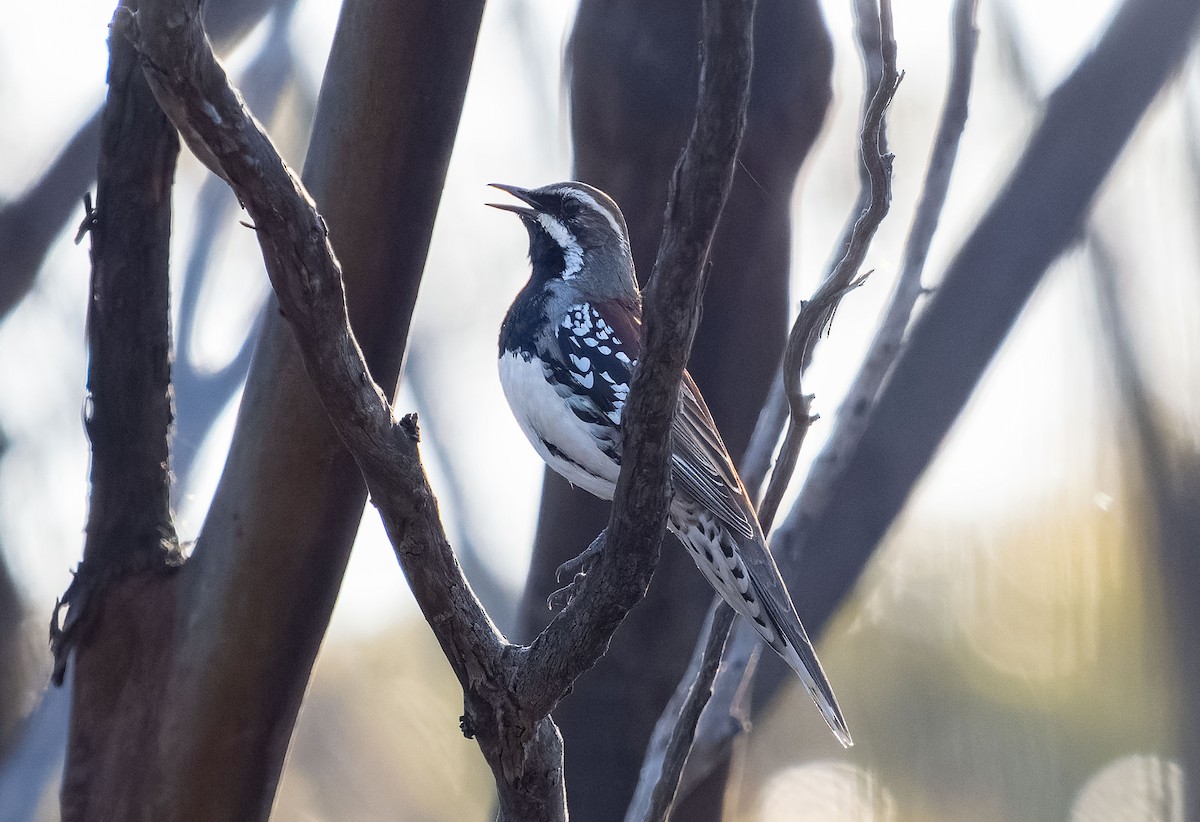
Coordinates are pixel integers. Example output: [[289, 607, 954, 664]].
[[1088, 232, 1200, 822], [628, 3, 901, 815], [990, 0, 1038, 106], [0, 0, 296, 324], [0, 674, 71, 822], [53, 2, 182, 815], [762, 0, 1200, 723], [0, 548, 27, 757], [130, 0, 753, 815], [1183, 61, 1200, 222], [0, 114, 100, 322]]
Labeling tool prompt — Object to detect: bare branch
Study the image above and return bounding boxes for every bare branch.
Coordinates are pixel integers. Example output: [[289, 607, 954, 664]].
[[130, 0, 755, 815], [53, 2, 182, 670], [639, 603, 736, 822], [627, 3, 901, 815], [138, 1, 489, 817], [131, 0, 500, 677], [785, 0, 979, 585], [758, 0, 900, 523]]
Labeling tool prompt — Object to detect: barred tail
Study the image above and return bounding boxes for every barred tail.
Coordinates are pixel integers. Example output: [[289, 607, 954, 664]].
[[670, 510, 852, 747]]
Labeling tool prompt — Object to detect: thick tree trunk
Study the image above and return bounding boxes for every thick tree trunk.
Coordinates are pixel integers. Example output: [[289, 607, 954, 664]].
[[0, 553, 28, 759], [516, 2, 834, 817]]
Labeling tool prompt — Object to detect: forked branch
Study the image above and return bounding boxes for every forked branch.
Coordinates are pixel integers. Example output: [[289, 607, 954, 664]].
[[128, 0, 754, 816]]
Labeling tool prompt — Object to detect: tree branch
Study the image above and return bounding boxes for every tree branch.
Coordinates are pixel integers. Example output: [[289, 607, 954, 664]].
[[788, 0, 977, 540], [758, 0, 900, 523], [130, 0, 754, 815], [629, 0, 898, 810], [514, 0, 756, 722], [49, 20, 182, 678], [638, 603, 735, 822]]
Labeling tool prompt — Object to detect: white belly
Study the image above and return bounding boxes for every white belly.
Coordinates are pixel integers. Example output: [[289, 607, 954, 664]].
[[498, 351, 620, 500]]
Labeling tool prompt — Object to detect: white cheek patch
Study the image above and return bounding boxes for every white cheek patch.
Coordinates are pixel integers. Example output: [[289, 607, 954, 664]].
[[537, 213, 584, 280]]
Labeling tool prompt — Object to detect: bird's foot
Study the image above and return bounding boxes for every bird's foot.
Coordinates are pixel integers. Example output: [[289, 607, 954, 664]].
[[546, 529, 607, 610], [554, 532, 606, 583], [546, 574, 586, 610]]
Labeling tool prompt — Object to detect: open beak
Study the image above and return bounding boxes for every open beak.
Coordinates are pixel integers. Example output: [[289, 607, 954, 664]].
[[486, 183, 540, 217]]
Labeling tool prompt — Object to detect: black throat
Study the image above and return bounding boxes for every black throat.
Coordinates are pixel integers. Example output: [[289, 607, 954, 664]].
[[499, 277, 551, 360], [499, 221, 571, 359]]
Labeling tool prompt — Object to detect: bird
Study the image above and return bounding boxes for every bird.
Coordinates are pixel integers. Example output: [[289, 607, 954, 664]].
[[489, 180, 852, 748]]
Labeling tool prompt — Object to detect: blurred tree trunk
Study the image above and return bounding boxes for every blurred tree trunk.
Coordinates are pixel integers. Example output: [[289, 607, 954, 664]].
[[1154, 458, 1200, 822], [516, 1, 833, 817], [1092, 240, 1200, 822], [0, 551, 26, 757]]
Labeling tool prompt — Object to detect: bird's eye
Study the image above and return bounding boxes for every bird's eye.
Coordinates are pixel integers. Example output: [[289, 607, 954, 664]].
[[560, 199, 582, 219]]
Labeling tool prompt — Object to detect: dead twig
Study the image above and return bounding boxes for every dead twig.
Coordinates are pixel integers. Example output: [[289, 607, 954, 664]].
[[782, 0, 978, 576]]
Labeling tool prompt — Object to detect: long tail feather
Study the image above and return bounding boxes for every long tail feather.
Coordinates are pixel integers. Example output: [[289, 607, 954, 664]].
[[772, 612, 853, 748]]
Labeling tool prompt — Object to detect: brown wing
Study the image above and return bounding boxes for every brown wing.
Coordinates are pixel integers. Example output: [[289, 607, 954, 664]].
[[670, 372, 758, 541]]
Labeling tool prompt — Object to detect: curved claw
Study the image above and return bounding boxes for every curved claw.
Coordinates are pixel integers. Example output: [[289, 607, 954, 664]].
[[547, 573, 586, 610], [554, 554, 589, 584]]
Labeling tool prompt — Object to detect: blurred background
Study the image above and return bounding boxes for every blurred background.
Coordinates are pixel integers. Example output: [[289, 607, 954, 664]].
[[1, 0, 1198, 819]]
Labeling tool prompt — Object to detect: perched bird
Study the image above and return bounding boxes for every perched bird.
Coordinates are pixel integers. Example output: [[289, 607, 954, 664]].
[[489, 181, 852, 747]]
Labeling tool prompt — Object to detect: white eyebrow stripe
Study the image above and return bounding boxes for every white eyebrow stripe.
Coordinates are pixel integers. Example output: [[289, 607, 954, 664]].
[[538, 212, 584, 280], [569, 190, 625, 241]]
